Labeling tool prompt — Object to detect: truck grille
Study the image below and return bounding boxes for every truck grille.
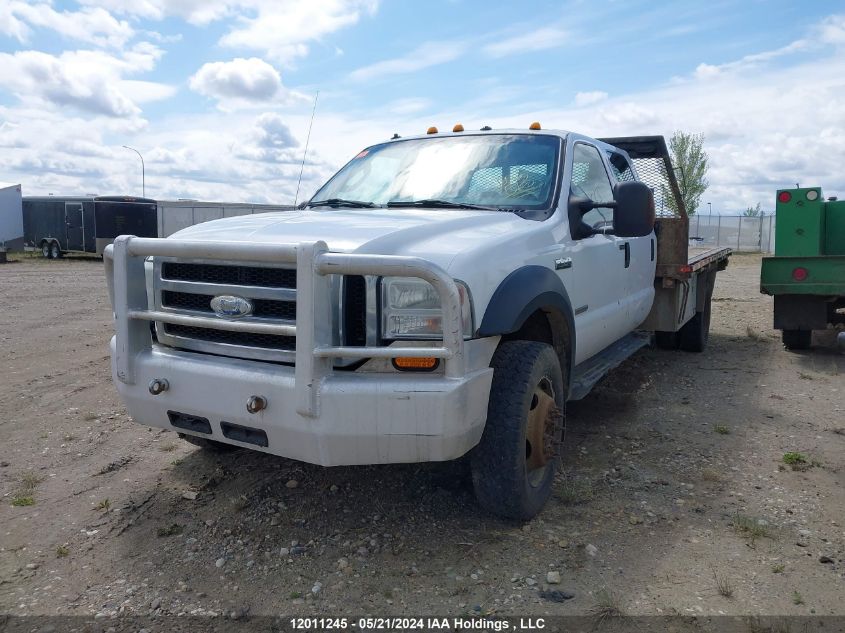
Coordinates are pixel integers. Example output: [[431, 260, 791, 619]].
[[162, 262, 296, 287], [155, 260, 367, 364], [161, 290, 297, 320]]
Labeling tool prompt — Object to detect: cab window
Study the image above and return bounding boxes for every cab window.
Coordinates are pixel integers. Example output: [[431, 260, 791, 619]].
[[571, 143, 614, 234]]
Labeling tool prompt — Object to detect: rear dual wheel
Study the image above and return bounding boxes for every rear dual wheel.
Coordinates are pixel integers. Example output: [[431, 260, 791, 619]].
[[782, 329, 811, 350], [471, 341, 565, 521]]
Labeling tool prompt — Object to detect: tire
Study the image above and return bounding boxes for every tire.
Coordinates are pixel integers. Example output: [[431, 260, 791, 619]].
[[470, 340, 565, 521], [782, 329, 811, 350], [178, 433, 239, 453], [41, 242, 51, 258], [654, 331, 678, 350], [50, 242, 62, 259], [679, 291, 713, 352]]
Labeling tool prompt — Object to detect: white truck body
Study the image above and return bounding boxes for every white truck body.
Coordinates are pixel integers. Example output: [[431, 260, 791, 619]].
[[105, 128, 729, 518]]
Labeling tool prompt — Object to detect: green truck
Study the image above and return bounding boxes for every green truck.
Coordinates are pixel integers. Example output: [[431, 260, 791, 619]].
[[760, 187, 845, 350]]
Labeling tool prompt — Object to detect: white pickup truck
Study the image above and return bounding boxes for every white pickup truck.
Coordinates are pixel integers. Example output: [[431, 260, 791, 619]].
[[105, 128, 730, 519]]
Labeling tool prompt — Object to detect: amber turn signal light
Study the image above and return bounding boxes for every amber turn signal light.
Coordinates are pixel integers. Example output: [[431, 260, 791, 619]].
[[392, 357, 439, 371]]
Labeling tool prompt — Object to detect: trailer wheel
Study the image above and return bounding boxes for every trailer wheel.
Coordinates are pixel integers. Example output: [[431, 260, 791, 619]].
[[470, 341, 564, 521], [41, 242, 51, 258], [178, 433, 239, 453], [50, 242, 62, 259], [782, 329, 811, 350], [679, 292, 713, 352]]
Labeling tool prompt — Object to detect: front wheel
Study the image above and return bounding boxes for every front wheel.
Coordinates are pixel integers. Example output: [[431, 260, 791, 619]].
[[41, 242, 51, 258], [470, 341, 565, 521], [50, 242, 62, 259]]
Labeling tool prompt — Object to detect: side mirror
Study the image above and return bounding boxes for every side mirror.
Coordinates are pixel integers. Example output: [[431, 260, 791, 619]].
[[612, 181, 654, 238]]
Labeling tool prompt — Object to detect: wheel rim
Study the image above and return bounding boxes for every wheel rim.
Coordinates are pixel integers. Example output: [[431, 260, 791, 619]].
[[42, 243, 49, 257], [525, 377, 562, 485], [51, 244, 59, 257]]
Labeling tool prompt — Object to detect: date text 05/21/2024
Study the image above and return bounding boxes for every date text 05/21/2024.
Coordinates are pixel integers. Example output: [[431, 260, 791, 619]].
[[289, 617, 548, 631]]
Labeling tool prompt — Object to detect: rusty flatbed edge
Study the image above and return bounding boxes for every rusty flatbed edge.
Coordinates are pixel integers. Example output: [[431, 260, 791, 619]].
[[688, 247, 732, 272]]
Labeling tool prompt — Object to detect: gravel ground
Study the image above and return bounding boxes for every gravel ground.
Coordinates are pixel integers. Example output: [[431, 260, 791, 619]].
[[0, 252, 843, 624]]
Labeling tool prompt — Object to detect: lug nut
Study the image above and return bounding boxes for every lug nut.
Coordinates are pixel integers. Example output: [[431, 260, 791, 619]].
[[148, 378, 169, 395], [246, 395, 267, 414]]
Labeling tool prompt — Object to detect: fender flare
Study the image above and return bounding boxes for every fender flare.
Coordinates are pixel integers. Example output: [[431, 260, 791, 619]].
[[479, 265, 576, 375]]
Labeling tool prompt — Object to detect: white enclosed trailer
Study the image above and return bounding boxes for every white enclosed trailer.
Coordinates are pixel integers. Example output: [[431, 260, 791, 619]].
[[157, 201, 295, 238], [0, 182, 23, 250]]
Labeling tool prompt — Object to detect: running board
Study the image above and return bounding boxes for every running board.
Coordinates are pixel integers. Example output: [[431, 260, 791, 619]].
[[569, 332, 651, 401]]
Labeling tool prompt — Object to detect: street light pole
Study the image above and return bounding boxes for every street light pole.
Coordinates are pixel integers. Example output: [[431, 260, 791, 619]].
[[122, 145, 145, 197], [707, 202, 712, 216]]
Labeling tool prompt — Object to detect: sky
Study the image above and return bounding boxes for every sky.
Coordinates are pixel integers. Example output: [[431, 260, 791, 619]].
[[1, 0, 844, 214]]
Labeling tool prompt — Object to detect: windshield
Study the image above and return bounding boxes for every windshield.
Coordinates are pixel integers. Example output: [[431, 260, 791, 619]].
[[310, 134, 561, 210]]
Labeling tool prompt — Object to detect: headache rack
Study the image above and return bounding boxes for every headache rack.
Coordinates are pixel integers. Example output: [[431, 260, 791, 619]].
[[104, 236, 466, 417], [599, 135, 693, 280]]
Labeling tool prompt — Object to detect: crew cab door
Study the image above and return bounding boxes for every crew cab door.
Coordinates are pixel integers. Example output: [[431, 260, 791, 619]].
[[604, 149, 656, 329], [563, 142, 631, 363]]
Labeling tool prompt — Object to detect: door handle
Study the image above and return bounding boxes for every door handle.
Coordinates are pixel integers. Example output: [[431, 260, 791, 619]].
[[618, 242, 630, 268]]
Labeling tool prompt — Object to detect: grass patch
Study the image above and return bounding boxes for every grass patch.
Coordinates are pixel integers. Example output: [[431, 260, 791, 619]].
[[229, 493, 249, 512], [714, 571, 734, 598], [792, 591, 804, 605], [96, 498, 111, 511], [591, 588, 623, 624], [11, 472, 43, 506], [798, 372, 814, 381], [557, 478, 594, 505], [701, 469, 722, 482], [713, 424, 730, 435], [732, 514, 771, 544], [157, 523, 184, 537], [782, 452, 814, 471], [772, 563, 785, 573], [56, 545, 69, 558], [289, 591, 302, 599]]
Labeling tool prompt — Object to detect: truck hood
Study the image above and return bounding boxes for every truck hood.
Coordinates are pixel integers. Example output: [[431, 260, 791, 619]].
[[169, 207, 532, 270]]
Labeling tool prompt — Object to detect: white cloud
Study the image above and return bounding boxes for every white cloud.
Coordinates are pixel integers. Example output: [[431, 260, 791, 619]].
[[386, 97, 432, 115], [78, 0, 379, 63], [349, 40, 469, 82], [574, 91, 608, 107], [190, 58, 294, 109], [0, 45, 168, 119], [482, 26, 568, 58], [1, 2, 134, 48]]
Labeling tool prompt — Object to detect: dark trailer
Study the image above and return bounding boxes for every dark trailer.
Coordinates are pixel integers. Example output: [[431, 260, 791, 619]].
[[23, 196, 157, 258]]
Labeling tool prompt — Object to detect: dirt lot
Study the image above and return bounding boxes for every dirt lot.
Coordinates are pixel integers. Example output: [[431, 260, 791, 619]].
[[1, 253, 843, 624]]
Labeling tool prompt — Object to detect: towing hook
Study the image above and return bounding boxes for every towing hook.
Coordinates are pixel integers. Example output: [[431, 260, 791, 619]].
[[246, 395, 267, 414], [148, 378, 169, 395]]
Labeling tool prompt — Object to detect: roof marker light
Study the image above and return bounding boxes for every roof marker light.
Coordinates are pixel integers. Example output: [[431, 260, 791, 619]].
[[529, 121, 542, 130], [426, 126, 438, 134], [452, 123, 464, 132], [778, 191, 792, 203]]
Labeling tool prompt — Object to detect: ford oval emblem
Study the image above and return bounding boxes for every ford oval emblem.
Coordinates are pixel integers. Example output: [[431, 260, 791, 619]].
[[210, 295, 253, 319]]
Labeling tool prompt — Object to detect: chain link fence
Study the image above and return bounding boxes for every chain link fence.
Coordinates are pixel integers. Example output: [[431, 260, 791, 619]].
[[688, 214, 776, 253]]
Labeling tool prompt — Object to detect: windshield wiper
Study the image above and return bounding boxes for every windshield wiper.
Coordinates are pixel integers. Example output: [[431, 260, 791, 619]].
[[386, 199, 496, 211], [306, 198, 377, 208]]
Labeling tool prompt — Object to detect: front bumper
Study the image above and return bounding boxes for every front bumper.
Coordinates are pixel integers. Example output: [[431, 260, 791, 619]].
[[112, 338, 495, 465]]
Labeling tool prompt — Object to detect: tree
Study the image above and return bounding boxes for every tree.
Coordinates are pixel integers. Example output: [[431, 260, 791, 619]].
[[663, 131, 709, 216], [743, 203, 762, 217]]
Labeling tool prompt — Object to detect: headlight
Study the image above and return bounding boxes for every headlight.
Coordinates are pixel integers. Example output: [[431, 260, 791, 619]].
[[381, 277, 473, 340]]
